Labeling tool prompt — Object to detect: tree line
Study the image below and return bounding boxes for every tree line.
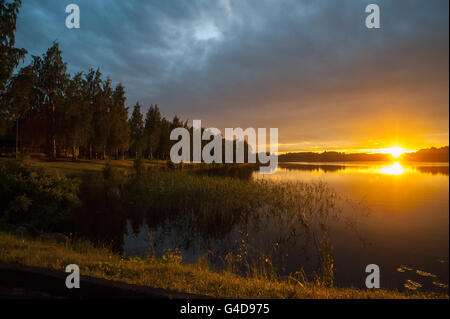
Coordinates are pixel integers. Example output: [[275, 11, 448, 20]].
[[0, 1, 187, 160], [279, 146, 449, 163]]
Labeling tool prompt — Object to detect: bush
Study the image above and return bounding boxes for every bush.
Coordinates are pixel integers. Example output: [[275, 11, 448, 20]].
[[0, 159, 80, 230]]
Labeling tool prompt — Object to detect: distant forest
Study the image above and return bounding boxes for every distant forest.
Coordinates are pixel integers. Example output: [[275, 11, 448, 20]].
[[279, 146, 449, 163]]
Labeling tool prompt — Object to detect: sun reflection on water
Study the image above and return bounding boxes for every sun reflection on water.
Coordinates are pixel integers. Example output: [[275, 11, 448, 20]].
[[379, 162, 405, 175]]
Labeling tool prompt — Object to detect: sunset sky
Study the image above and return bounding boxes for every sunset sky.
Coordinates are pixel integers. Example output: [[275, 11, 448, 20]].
[[15, 0, 449, 153]]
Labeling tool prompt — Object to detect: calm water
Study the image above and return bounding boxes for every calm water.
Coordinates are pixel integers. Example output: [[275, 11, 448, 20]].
[[121, 161, 448, 292]]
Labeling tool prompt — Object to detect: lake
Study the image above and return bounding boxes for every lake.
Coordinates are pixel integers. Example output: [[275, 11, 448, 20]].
[[121, 161, 448, 292]]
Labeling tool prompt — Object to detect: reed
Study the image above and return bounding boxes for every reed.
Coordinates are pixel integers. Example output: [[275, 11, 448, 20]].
[[1, 232, 446, 299]]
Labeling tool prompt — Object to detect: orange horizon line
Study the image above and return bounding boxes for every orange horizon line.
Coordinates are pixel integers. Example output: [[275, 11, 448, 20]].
[[276, 146, 448, 156]]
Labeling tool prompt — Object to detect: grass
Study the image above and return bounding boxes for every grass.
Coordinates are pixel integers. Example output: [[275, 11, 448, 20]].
[[1, 158, 448, 299], [1, 232, 446, 299], [0, 156, 169, 176]]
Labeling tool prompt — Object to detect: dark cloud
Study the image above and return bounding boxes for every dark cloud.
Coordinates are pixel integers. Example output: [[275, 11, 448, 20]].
[[15, 0, 449, 151]]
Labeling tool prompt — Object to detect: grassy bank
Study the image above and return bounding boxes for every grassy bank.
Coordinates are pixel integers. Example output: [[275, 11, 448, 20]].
[[1, 158, 448, 299], [1, 232, 446, 299], [0, 157, 162, 175]]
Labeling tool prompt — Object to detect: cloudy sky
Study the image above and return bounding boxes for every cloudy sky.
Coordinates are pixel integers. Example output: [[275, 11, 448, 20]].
[[15, 0, 449, 152]]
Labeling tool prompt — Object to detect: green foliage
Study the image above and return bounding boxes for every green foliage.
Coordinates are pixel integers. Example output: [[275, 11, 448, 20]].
[[0, 159, 80, 230], [0, 0, 26, 135], [157, 118, 171, 159], [109, 83, 129, 159], [144, 104, 161, 159], [63, 72, 91, 159], [3, 64, 36, 120], [93, 78, 113, 158], [0, 0, 27, 92], [0, 3, 194, 162], [29, 42, 69, 159], [129, 102, 145, 158]]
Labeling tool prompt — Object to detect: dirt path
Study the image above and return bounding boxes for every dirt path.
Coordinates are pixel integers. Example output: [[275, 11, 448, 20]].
[[0, 263, 210, 299]]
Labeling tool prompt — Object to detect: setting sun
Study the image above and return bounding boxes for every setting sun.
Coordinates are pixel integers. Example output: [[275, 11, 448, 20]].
[[386, 147, 406, 159]]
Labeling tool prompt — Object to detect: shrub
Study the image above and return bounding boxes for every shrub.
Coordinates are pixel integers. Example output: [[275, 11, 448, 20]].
[[0, 159, 80, 231]]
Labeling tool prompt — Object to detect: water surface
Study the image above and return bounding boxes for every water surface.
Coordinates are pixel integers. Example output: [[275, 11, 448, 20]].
[[119, 161, 449, 292], [256, 161, 449, 291]]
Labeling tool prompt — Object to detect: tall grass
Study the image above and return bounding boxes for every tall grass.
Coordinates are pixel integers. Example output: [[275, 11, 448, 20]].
[[1, 159, 341, 286], [1, 232, 446, 299], [125, 169, 340, 281]]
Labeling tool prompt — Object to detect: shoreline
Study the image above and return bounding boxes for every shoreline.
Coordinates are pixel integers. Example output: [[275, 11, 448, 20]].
[[0, 232, 447, 299]]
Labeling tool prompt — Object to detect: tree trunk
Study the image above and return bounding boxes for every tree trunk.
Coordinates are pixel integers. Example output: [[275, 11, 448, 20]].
[[72, 146, 78, 161], [15, 118, 19, 158], [51, 103, 56, 160], [52, 135, 57, 160]]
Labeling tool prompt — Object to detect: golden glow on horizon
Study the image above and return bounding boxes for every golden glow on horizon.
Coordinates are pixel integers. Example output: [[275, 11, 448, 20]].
[[277, 143, 422, 159], [382, 146, 407, 159], [277, 145, 417, 156]]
